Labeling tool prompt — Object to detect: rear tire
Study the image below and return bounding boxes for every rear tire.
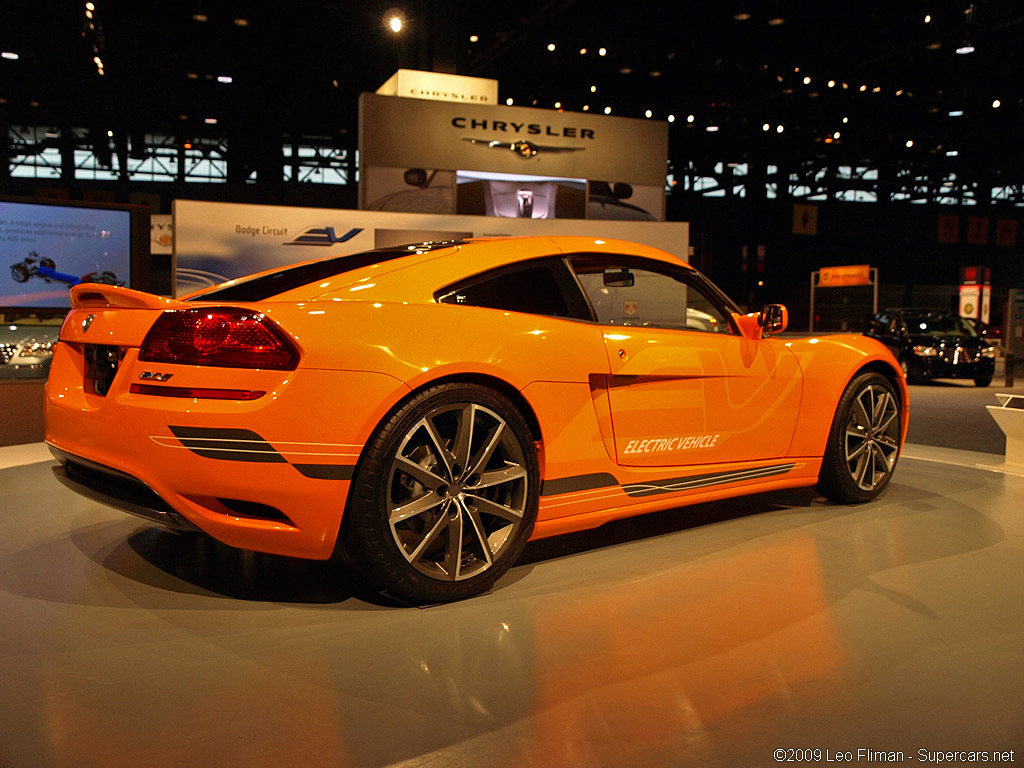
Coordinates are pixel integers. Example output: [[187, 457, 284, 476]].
[[816, 372, 902, 503], [11, 264, 30, 283], [341, 383, 539, 603], [974, 375, 992, 387]]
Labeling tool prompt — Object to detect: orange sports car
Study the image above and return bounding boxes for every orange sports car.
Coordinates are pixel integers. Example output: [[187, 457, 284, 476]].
[[45, 236, 908, 603]]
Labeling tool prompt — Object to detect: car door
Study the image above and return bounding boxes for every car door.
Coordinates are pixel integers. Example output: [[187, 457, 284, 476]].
[[568, 254, 802, 467]]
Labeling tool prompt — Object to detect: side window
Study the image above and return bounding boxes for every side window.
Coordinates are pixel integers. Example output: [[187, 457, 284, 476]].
[[435, 259, 591, 320], [569, 257, 735, 334]]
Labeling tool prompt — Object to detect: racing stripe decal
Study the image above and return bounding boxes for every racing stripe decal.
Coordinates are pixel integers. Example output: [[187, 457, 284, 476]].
[[165, 426, 355, 480], [621, 464, 795, 497], [540, 463, 796, 499]]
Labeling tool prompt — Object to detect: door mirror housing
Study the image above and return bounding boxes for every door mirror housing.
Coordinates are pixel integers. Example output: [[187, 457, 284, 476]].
[[759, 304, 788, 335]]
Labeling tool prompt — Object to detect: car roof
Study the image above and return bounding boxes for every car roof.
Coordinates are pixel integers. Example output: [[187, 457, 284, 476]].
[[186, 236, 691, 304]]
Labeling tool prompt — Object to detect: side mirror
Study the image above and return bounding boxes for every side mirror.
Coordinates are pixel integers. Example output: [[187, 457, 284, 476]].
[[612, 182, 634, 200], [603, 268, 635, 287], [758, 304, 788, 335]]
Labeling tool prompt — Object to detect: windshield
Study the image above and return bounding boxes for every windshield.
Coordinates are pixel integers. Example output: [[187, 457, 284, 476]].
[[905, 313, 979, 338]]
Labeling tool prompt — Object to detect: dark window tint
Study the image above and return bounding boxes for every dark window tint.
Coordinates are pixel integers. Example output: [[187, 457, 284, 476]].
[[189, 243, 460, 302], [436, 259, 591, 320]]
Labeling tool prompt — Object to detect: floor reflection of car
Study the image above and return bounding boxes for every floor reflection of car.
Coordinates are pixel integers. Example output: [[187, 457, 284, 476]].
[[865, 308, 996, 386], [0, 324, 57, 379]]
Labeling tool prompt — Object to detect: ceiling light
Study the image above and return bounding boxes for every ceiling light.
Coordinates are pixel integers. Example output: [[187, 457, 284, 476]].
[[590, 85, 597, 92], [604, 106, 612, 114], [828, 80, 835, 88], [388, 15, 403, 33], [667, 114, 676, 123], [834, 132, 841, 139], [762, 123, 770, 131], [1, 51, 19, 60], [768, 17, 784, 26], [926, 41, 942, 50], [192, 13, 208, 22], [948, 109, 964, 117], [686, 114, 694, 123], [106, 130, 113, 138], [872, 86, 881, 93], [776, 125, 784, 133], [734, 12, 751, 21], [955, 40, 974, 54], [554, 101, 561, 109], [924, 14, 931, 23], [217, 75, 232, 84], [946, 150, 959, 157], [992, 99, 1001, 108], [803, 76, 811, 85], [204, 118, 217, 124], [547, 43, 555, 52], [905, 140, 914, 148], [579, 48, 587, 55], [582, 104, 590, 111], [598, 47, 607, 56], [859, 85, 868, 92], [619, 67, 632, 74], [85, 9, 93, 18], [469, 35, 478, 42], [234, 18, 249, 27], [505, 97, 513, 106], [842, 117, 849, 124], [85, 1, 95, 9], [706, 125, 719, 132], [645, 109, 653, 118]]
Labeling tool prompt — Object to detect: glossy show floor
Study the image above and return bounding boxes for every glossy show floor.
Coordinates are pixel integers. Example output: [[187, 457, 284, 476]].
[[0, 440, 1021, 767]]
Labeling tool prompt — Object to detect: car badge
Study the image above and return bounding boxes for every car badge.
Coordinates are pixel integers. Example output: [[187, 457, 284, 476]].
[[461, 137, 585, 158], [82, 314, 95, 332]]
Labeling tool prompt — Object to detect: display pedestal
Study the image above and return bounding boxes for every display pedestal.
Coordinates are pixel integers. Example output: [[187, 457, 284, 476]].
[[0, 380, 46, 446]]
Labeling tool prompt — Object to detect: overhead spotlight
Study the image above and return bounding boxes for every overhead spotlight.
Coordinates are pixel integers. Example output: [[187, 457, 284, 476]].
[[2, 51, 20, 60], [905, 140, 914, 148], [604, 106, 612, 114], [872, 86, 881, 93], [582, 105, 589, 111], [555, 101, 562, 109], [547, 43, 555, 52], [598, 47, 607, 56], [85, 1, 95, 9], [590, 85, 597, 93], [506, 97, 513, 106], [946, 150, 959, 157], [955, 40, 974, 54], [233, 18, 249, 27], [686, 114, 694, 123], [803, 76, 811, 85], [667, 114, 676, 123], [469, 35, 479, 43], [645, 109, 653, 118], [924, 14, 931, 23], [926, 41, 942, 50], [896, 89, 904, 95], [762, 123, 770, 131], [204, 117, 217, 125], [706, 125, 719, 132], [217, 75, 233, 84], [768, 17, 784, 25], [833, 131, 841, 139], [579, 48, 587, 55], [828, 80, 835, 88], [388, 14, 403, 33], [619, 67, 632, 74], [192, 12, 208, 22], [734, 12, 751, 21], [948, 109, 964, 117], [776, 124, 784, 133], [842, 116, 849, 123], [992, 99, 1001, 108]]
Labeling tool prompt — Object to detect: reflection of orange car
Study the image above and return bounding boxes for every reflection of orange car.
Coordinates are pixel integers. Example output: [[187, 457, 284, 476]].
[[45, 236, 908, 603]]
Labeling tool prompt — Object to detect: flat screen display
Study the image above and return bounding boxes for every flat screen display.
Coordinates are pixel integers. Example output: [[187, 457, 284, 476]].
[[0, 200, 134, 309]]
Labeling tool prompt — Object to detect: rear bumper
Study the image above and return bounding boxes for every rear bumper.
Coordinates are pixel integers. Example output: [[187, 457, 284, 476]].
[[49, 445, 200, 533]]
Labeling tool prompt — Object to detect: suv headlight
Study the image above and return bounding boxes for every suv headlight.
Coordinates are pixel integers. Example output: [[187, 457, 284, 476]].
[[913, 345, 938, 357], [980, 346, 996, 358]]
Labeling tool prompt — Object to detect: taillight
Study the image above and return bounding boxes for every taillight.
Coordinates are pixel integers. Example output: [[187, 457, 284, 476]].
[[139, 308, 299, 370]]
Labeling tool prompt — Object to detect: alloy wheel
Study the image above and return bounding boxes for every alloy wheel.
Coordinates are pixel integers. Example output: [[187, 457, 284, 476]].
[[843, 384, 900, 491]]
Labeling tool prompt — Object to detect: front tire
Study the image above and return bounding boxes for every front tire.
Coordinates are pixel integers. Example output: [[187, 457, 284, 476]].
[[816, 372, 902, 503], [341, 383, 539, 603]]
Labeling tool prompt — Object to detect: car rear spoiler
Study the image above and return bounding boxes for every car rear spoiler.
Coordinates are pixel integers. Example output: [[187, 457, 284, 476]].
[[70, 284, 180, 310]]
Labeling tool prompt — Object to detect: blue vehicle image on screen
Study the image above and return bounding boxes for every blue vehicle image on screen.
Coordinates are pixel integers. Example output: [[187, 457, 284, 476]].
[[10, 251, 124, 288]]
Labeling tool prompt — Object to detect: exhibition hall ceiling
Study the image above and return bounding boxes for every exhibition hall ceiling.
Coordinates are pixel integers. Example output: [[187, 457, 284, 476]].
[[0, 0, 1020, 175]]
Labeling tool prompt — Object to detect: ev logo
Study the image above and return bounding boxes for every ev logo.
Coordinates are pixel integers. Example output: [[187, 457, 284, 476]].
[[284, 227, 363, 246]]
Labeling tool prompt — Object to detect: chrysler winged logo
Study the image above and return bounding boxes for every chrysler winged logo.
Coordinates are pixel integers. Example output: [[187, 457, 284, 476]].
[[82, 314, 95, 332], [461, 137, 585, 159]]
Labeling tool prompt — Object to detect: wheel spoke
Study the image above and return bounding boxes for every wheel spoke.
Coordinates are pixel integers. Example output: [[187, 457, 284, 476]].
[[419, 417, 454, 478], [467, 422, 505, 477], [450, 405, 476, 470], [472, 462, 527, 490], [443, 512, 464, 581], [466, 493, 524, 523], [852, 393, 872, 429], [390, 490, 444, 523], [404, 505, 450, 564], [462, 500, 495, 565], [846, 438, 869, 462], [394, 455, 446, 491]]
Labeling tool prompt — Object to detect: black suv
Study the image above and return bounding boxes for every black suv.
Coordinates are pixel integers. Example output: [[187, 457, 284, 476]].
[[865, 309, 996, 387]]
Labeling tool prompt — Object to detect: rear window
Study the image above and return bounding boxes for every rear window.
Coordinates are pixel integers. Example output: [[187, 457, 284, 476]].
[[189, 242, 462, 302]]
